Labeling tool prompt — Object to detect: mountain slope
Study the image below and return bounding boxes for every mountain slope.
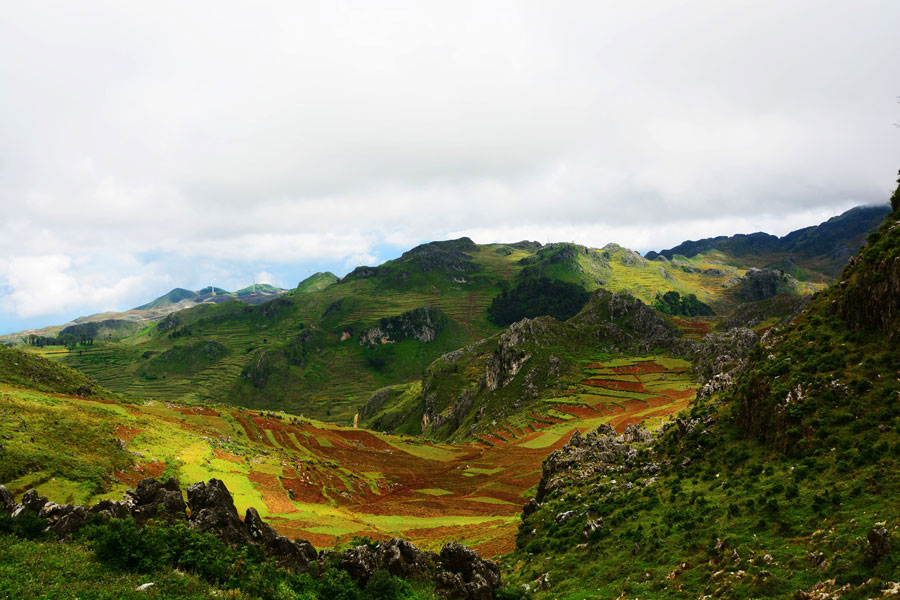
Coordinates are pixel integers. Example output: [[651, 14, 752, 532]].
[[503, 186, 900, 598], [9, 207, 885, 425], [646, 204, 890, 277]]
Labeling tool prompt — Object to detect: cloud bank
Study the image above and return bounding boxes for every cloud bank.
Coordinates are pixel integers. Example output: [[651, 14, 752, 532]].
[[1, 1, 898, 332]]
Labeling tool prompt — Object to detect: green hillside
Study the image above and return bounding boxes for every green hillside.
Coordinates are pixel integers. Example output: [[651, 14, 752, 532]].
[[501, 187, 900, 598], [13, 208, 881, 427]]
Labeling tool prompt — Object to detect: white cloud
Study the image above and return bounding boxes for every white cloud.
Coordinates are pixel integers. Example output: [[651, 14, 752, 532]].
[[0, 1, 898, 331]]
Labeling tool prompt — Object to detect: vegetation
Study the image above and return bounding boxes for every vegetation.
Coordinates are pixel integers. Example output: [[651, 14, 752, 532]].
[[487, 278, 591, 326], [502, 185, 900, 598], [651, 290, 715, 317], [0, 516, 437, 600]]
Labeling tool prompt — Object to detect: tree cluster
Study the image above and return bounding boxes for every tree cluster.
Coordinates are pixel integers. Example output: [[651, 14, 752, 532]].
[[487, 277, 590, 326], [652, 291, 715, 317]]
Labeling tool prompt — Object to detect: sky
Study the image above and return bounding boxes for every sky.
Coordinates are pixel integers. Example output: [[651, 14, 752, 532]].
[[1, 1, 898, 334]]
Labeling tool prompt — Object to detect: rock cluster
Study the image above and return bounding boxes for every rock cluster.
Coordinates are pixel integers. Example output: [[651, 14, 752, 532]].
[[0, 477, 500, 598], [535, 423, 653, 503], [359, 306, 449, 347]]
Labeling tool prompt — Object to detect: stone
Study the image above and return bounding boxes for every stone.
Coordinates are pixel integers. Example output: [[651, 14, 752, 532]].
[[522, 498, 540, 517], [582, 519, 603, 541], [0, 485, 14, 515], [187, 479, 248, 545], [436, 542, 500, 600], [126, 477, 186, 523], [866, 527, 891, 563]]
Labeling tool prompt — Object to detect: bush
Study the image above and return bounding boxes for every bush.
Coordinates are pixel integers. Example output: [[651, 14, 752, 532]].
[[82, 517, 171, 573], [0, 513, 50, 541]]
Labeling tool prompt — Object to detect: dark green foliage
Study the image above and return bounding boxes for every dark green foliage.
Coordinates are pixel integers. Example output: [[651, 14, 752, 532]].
[[487, 278, 590, 326], [73, 517, 433, 599], [0, 513, 50, 541], [505, 188, 900, 598], [652, 291, 715, 317]]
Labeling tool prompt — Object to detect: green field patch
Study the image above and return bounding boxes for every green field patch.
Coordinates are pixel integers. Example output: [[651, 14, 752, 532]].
[[315, 436, 333, 448], [463, 467, 504, 476], [464, 496, 517, 505], [416, 488, 452, 496]]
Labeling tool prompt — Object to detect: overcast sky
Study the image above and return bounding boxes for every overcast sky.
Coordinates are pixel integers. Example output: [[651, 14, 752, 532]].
[[1, 1, 898, 334]]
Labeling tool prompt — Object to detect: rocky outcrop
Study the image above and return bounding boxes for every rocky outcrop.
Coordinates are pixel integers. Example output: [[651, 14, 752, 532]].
[[683, 327, 759, 384], [245, 506, 317, 571], [397, 237, 480, 274], [186, 478, 247, 545], [834, 229, 900, 337], [0, 479, 500, 597], [735, 268, 799, 302], [484, 318, 553, 391], [359, 307, 449, 347], [571, 289, 680, 353], [536, 424, 654, 502], [38, 502, 87, 537], [436, 542, 501, 600], [127, 476, 187, 523], [0, 485, 14, 514]]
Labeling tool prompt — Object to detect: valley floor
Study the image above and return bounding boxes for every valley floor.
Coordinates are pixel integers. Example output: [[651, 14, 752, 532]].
[[0, 356, 697, 558]]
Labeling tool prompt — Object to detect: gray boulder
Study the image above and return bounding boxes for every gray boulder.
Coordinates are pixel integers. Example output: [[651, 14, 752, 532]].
[[187, 479, 248, 545], [436, 542, 501, 600], [245, 507, 317, 572], [0, 485, 14, 515], [11, 489, 48, 517], [126, 477, 186, 523]]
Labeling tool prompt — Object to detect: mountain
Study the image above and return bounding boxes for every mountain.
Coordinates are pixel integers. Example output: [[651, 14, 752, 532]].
[[7, 207, 883, 426], [646, 204, 891, 277], [0, 283, 288, 345], [501, 187, 900, 597], [1, 187, 899, 599]]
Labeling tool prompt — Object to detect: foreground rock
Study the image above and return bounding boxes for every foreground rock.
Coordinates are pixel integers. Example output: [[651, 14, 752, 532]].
[[0, 478, 500, 598]]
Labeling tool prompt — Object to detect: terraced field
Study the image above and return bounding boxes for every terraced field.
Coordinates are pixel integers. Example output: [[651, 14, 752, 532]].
[[0, 356, 698, 558]]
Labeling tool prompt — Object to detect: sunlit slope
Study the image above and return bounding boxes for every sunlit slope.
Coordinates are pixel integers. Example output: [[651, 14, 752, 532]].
[[20, 211, 873, 424], [0, 356, 696, 558]]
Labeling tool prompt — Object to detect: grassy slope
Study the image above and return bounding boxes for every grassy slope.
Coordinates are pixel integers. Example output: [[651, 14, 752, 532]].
[[31, 237, 823, 425], [503, 202, 900, 598]]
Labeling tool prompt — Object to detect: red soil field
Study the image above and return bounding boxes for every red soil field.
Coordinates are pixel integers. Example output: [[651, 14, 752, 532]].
[[581, 379, 647, 392], [611, 361, 668, 375], [114, 461, 166, 487], [114, 425, 142, 441], [213, 449, 243, 463]]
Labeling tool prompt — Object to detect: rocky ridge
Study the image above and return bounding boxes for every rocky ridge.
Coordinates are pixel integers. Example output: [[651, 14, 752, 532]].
[[0, 477, 500, 599]]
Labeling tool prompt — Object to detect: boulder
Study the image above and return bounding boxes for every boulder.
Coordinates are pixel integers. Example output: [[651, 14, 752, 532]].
[[38, 502, 87, 538], [125, 477, 186, 523], [187, 479, 248, 545], [89, 498, 133, 520], [582, 519, 603, 541], [0, 485, 14, 515], [522, 498, 540, 517], [436, 542, 501, 600], [375, 538, 434, 580], [338, 544, 378, 584], [11, 489, 48, 517], [866, 527, 891, 563], [245, 507, 316, 571]]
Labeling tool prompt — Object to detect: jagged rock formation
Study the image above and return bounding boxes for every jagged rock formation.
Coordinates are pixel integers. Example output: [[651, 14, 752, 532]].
[[535, 424, 655, 503], [735, 268, 800, 301], [359, 306, 449, 347], [0, 478, 500, 598], [570, 289, 680, 353]]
